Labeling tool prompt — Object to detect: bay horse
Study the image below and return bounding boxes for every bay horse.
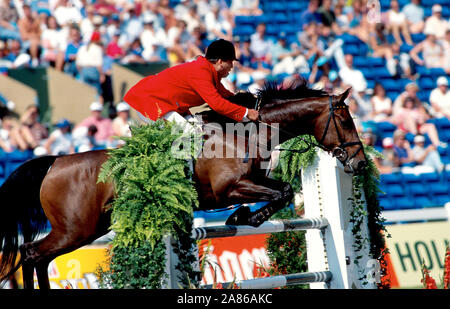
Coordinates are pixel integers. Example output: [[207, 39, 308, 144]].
[[0, 80, 366, 289]]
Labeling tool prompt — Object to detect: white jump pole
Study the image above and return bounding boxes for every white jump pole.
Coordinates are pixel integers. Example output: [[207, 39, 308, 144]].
[[302, 150, 376, 289]]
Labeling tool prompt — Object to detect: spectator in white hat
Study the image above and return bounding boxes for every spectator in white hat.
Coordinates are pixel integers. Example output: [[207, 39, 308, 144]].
[[112, 102, 131, 141], [75, 101, 114, 147], [412, 134, 444, 172], [423, 4, 449, 39], [429, 76, 450, 119]]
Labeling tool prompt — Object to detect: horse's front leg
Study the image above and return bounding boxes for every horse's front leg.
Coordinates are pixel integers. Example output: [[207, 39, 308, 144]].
[[224, 178, 293, 227]]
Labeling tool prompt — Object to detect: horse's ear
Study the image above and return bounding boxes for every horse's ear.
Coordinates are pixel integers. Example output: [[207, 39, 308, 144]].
[[336, 87, 352, 104]]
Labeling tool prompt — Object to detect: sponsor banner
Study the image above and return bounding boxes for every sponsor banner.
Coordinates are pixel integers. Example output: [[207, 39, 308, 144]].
[[385, 221, 450, 288], [10, 236, 269, 289], [199, 234, 270, 286], [13, 245, 109, 289]]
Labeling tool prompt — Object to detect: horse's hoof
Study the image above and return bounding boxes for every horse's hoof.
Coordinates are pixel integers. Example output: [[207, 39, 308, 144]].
[[248, 208, 272, 227], [225, 207, 250, 226]]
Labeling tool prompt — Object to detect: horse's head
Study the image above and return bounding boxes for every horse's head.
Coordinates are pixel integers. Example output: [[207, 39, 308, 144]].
[[314, 88, 367, 174]]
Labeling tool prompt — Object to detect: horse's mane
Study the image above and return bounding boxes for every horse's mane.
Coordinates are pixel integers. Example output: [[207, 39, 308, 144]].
[[256, 78, 329, 109], [198, 76, 329, 124]]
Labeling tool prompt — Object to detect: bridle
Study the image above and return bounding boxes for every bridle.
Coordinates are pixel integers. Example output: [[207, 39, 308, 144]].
[[317, 96, 364, 170], [256, 96, 364, 171]]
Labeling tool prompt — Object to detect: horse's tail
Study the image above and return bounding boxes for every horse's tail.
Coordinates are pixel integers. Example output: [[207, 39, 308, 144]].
[[0, 155, 58, 282]]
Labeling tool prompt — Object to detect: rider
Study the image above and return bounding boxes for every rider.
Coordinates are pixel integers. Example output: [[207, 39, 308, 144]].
[[123, 39, 259, 128]]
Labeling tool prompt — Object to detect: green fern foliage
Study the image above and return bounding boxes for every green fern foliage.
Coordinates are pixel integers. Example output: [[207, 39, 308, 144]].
[[96, 120, 200, 288]]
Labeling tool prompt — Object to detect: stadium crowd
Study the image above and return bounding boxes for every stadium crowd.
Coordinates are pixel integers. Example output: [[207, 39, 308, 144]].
[[0, 0, 449, 175]]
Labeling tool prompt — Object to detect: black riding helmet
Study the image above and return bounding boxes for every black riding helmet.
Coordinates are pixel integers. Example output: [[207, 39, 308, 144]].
[[205, 39, 239, 62]]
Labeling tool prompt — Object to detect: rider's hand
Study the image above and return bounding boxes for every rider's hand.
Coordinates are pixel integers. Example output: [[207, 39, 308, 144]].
[[247, 109, 259, 121]]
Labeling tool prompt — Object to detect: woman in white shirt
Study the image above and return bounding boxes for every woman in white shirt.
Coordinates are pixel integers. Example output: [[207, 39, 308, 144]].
[[41, 15, 62, 65], [370, 83, 393, 122]]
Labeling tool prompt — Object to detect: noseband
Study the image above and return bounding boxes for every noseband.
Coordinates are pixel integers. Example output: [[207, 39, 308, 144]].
[[318, 97, 364, 168]]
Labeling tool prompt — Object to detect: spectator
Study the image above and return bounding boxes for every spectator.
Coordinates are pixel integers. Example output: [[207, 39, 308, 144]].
[[401, 0, 425, 34], [139, 17, 167, 62], [0, 115, 31, 152], [53, 0, 82, 27], [112, 102, 131, 143], [0, 39, 12, 70], [141, 0, 165, 31], [122, 38, 145, 64], [389, 43, 415, 79], [230, 0, 262, 16], [392, 96, 443, 147], [63, 25, 82, 77], [429, 76, 450, 119], [121, 6, 143, 46], [93, 0, 118, 18], [412, 134, 444, 172], [44, 118, 74, 155], [316, 24, 346, 70], [76, 101, 114, 147], [19, 105, 48, 149], [166, 19, 190, 64], [76, 31, 104, 100], [270, 33, 308, 76], [423, 4, 449, 40], [297, 22, 320, 71], [386, 0, 413, 46], [392, 129, 415, 167], [393, 82, 421, 116], [40, 15, 62, 67], [79, 5, 96, 44], [347, 97, 365, 132], [318, 0, 337, 30], [338, 54, 367, 93], [204, 2, 232, 41], [345, 0, 370, 43], [370, 83, 392, 122], [249, 22, 272, 67], [180, 3, 202, 34], [369, 23, 395, 67], [441, 29, 450, 73], [379, 137, 401, 173], [334, 3, 350, 31], [299, 0, 322, 31], [233, 38, 260, 88], [0, 0, 21, 41], [186, 26, 207, 60], [17, 4, 41, 67], [409, 33, 445, 70], [106, 30, 125, 60]]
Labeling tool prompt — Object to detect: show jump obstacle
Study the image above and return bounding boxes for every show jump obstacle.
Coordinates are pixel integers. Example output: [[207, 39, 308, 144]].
[[164, 151, 377, 289]]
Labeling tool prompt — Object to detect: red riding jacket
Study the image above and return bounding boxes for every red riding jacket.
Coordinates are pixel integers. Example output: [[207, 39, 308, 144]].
[[123, 56, 247, 122]]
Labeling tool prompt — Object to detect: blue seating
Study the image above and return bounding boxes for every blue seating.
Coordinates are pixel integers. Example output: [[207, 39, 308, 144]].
[[420, 172, 440, 185], [414, 196, 432, 208], [380, 173, 403, 185], [233, 25, 254, 37], [384, 184, 405, 198], [418, 77, 435, 90], [392, 197, 415, 209], [403, 173, 422, 185], [408, 183, 428, 197]]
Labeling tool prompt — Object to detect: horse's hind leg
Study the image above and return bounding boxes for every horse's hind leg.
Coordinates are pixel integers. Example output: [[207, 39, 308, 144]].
[[19, 231, 93, 289], [19, 242, 37, 289]]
